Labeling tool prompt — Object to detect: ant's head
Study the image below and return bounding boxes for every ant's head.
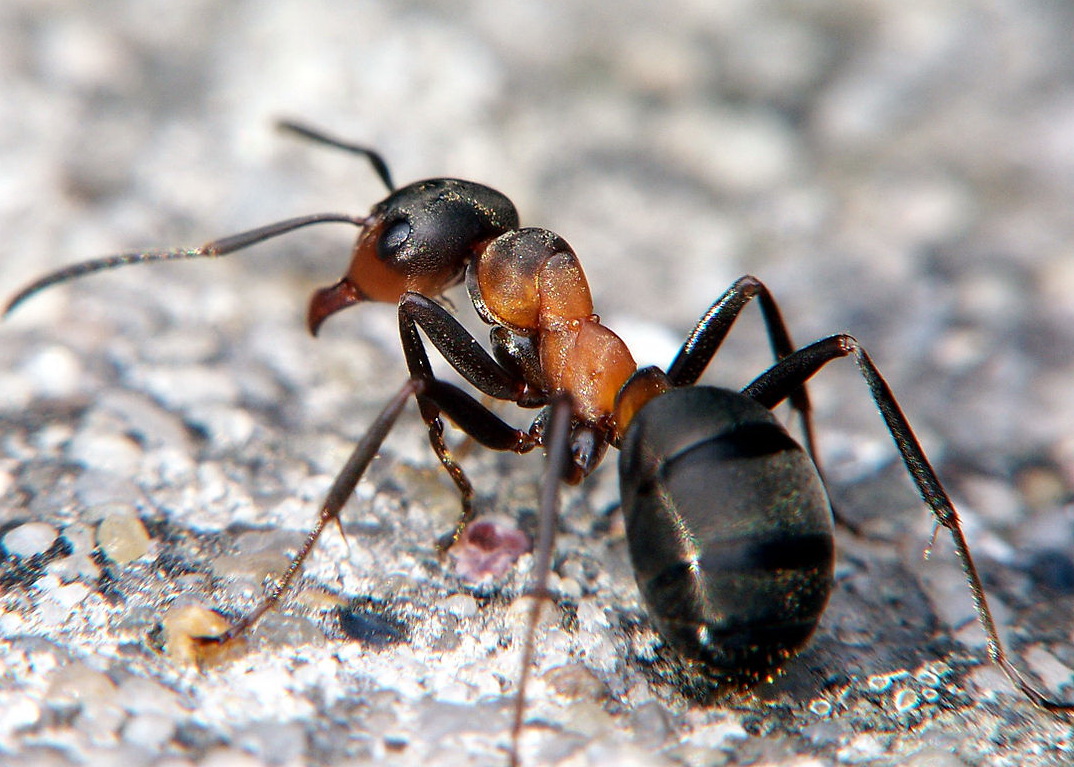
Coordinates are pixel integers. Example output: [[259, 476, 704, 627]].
[[1, 124, 522, 330], [307, 179, 519, 335]]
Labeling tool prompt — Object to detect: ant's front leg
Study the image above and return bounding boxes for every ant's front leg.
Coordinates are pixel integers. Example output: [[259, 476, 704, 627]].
[[397, 292, 540, 546], [197, 373, 538, 649]]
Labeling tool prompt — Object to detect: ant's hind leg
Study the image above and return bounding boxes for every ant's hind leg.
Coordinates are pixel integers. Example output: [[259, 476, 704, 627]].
[[667, 275, 823, 467], [743, 334, 1074, 711], [666, 275, 875, 529]]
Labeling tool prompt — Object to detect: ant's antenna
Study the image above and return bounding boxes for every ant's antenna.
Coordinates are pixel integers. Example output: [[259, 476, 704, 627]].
[[277, 119, 395, 192], [3, 213, 368, 317], [5, 120, 402, 318]]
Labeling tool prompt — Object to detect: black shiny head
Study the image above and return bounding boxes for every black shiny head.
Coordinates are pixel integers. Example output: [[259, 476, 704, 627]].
[[370, 179, 519, 288], [308, 178, 519, 333]]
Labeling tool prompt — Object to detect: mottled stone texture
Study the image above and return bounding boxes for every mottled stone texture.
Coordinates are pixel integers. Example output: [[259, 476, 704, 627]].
[[3, 2, 1074, 765]]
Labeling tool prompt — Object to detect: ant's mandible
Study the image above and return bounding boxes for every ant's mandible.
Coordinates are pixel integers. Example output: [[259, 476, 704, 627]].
[[6, 120, 1073, 765]]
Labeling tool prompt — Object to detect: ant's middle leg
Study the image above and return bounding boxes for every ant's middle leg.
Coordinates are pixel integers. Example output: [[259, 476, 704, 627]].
[[417, 375, 543, 547], [397, 292, 540, 546], [666, 275, 821, 462], [666, 275, 869, 530], [197, 379, 421, 646], [742, 334, 1074, 711]]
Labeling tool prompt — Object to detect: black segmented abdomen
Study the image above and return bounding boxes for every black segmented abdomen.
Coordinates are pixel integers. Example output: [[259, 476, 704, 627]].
[[619, 386, 834, 684]]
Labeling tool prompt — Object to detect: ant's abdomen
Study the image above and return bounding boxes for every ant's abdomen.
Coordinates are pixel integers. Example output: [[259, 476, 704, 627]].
[[619, 386, 834, 684]]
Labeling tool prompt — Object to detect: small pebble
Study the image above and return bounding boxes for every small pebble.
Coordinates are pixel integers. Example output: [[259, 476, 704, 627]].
[[47, 662, 117, 707], [292, 587, 347, 613], [47, 553, 102, 584], [0, 696, 41, 738], [441, 593, 478, 619], [542, 663, 606, 702], [686, 717, 749, 750], [1022, 645, 1074, 693], [839, 733, 886, 762], [117, 675, 184, 719], [162, 604, 243, 667], [96, 509, 151, 564], [448, 515, 530, 582], [22, 345, 83, 399], [123, 712, 176, 750], [809, 699, 832, 717], [76, 700, 126, 743], [867, 671, 905, 692], [2, 522, 59, 558], [554, 699, 615, 740], [68, 431, 143, 476], [914, 667, 941, 687], [61, 523, 96, 555], [36, 578, 92, 619], [893, 688, 919, 713]]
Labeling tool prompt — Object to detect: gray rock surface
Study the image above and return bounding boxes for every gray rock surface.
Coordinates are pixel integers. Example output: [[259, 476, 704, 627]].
[[3, 1, 1074, 765]]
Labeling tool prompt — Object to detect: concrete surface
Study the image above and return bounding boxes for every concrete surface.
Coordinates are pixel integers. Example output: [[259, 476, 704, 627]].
[[2, 1, 1074, 765]]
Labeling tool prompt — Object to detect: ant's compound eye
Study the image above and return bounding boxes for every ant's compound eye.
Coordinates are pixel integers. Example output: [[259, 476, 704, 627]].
[[378, 219, 412, 260]]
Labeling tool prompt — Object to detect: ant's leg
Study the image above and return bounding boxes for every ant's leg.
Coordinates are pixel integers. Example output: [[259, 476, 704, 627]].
[[665, 275, 870, 529], [397, 293, 536, 547], [198, 376, 535, 646], [197, 379, 420, 645], [666, 275, 821, 465], [453, 393, 500, 461], [744, 334, 1074, 710], [414, 376, 541, 549], [420, 377, 538, 455], [400, 293, 533, 402], [510, 393, 573, 767], [399, 301, 480, 544]]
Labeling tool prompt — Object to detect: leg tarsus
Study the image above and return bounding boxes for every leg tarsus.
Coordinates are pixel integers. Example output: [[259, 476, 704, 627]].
[[420, 408, 478, 551]]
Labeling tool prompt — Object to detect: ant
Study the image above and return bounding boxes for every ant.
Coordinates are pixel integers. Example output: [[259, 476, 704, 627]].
[[6, 121, 1073, 765]]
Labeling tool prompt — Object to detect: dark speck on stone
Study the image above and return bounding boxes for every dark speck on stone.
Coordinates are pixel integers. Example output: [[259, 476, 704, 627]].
[[339, 601, 408, 646], [1027, 550, 1074, 594]]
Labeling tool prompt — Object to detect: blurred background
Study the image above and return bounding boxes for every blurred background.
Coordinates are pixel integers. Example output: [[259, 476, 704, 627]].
[[3, 1, 1074, 765]]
